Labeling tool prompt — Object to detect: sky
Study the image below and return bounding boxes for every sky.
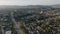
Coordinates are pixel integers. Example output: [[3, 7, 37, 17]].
[[0, 0, 60, 5]]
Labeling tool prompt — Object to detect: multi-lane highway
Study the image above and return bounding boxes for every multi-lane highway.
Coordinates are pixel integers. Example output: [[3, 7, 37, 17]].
[[10, 12, 22, 34]]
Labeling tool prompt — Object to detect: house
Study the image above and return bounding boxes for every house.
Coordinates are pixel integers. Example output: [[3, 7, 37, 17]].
[[5, 31, 11, 34], [4, 26, 11, 34]]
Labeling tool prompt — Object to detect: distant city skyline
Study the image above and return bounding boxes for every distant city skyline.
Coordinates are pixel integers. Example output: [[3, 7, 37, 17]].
[[0, 0, 60, 6]]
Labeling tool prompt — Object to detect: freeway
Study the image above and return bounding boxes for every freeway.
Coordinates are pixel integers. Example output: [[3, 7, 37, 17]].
[[10, 12, 22, 34], [0, 26, 3, 34]]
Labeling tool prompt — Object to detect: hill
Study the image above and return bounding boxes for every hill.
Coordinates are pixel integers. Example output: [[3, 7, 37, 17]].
[[51, 4, 60, 8]]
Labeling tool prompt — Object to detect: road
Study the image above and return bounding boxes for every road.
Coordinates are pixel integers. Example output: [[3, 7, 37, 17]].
[[10, 12, 22, 34], [0, 25, 5, 34]]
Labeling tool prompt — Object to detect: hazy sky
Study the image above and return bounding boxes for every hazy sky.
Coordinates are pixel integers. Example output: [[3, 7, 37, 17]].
[[0, 0, 60, 5]]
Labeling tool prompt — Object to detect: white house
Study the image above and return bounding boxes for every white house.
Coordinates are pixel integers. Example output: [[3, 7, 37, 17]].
[[5, 31, 11, 34]]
